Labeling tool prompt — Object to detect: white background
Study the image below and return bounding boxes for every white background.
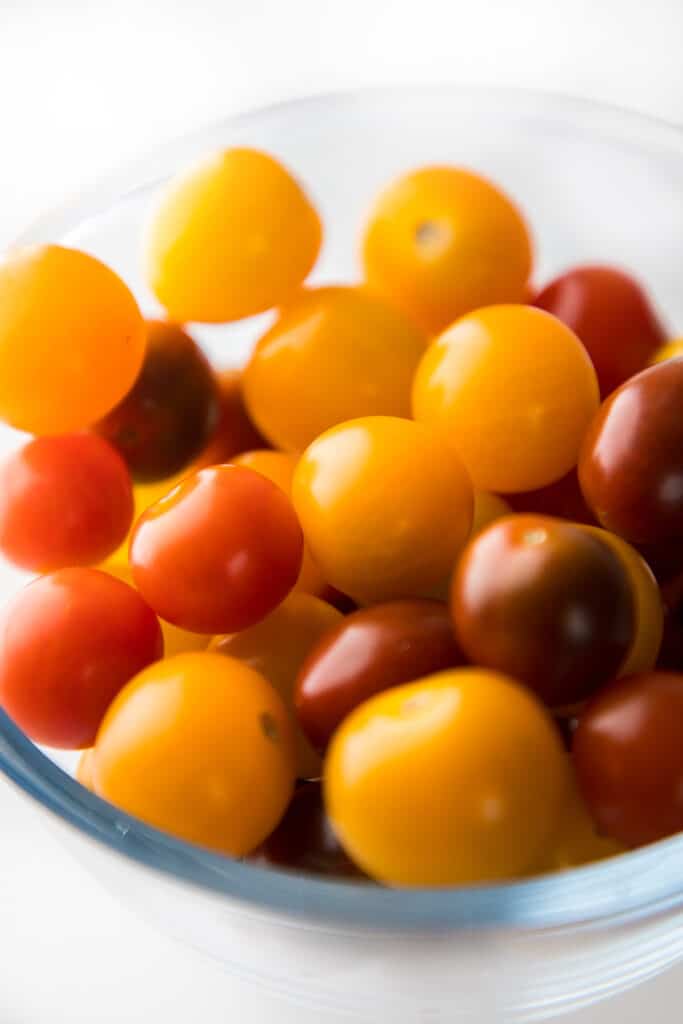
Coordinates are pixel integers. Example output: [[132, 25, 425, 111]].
[[1, 1, 683, 1020]]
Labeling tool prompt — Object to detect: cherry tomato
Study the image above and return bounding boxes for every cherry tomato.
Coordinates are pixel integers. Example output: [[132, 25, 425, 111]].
[[292, 416, 473, 605], [210, 593, 343, 779], [538, 762, 624, 871], [0, 245, 145, 434], [507, 469, 595, 525], [650, 338, 683, 365], [233, 449, 326, 597], [581, 526, 663, 676], [324, 668, 568, 885], [451, 516, 634, 706], [243, 287, 426, 452], [259, 782, 362, 878], [579, 359, 683, 545], [103, 561, 209, 657], [574, 671, 683, 847], [296, 599, 464, 751], [0, 568, 162, 749], [195, 369, 266, 467], [94, 320, 219, 482], [534, 265, 666, 396], [93, 653, 295, 854], [130, 465, 303, 633], [413, 305, 599, 492], [470, 492, 513, 538], [77, 749, 95, 790], [145, 148, 321, 323], [362, 165, 532, 334], [0, 435, 133, 572]]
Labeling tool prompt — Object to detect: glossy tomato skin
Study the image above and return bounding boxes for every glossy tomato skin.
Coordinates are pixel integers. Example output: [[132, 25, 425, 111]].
[[292, 416, 473, 606], [507, 469, 595, 525], [0, 434, 133, 572], [451, 515, 635, 707], [259, 781, 362, 878], [196, 369, 266, 466], [574, 672, 683, 847], [210, 593, 343, 779], [325, 668, 568, 885], [0, 568, 162, 749], [94, 320, 219, 482], [296, 599, 464, 751], [130, 465, 303, 634], [579, 359, 683, 545], [534, 265, 666, 396], [93, 652, 296, 855]]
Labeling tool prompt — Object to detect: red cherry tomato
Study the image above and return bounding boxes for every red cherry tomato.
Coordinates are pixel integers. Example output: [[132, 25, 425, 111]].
[[574, 671, 683, 846], [0, 568, 162, 749], [130, 465, 303, 634], [534, 265, 666, 396], [507, 469, 595, 525], [0, 434, 133, 572]]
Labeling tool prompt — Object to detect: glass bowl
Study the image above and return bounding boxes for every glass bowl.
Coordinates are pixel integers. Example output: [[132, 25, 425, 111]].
[[3, 85, 683, 1023]]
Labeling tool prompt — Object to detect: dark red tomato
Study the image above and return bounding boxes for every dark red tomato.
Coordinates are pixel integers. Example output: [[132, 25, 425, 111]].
[[130, 464, 303, 634], [579, 359, 683, 545], [451, 515, 634, 707], [259, 781, 362, 878], [534, 265, 666, 396], [507, 468, 595, 525], [94, 320, 219, 482], [553, 711, 580, 751], [574, 671, 683, 846], [0, 568, 162, 749], [195, 369, 267, 467], [0, 434, 133, 572], [318, 585, 358, 615], [295, 599, 464, 751]]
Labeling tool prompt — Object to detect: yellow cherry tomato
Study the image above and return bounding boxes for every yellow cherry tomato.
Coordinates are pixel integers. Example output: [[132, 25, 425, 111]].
[[649, 338, 683, 364], [413, 305, 599, 493], [76, 749, 95, 790], [233, 449, 327, 597], [102, 561, 209, 656], [582, 526, 663, 676], [362, 165, 533, 334], [145, 148, 321, 323], [243, 286, 426, 452], [538, 762, 625, 872], [210, 592, 343, 779], [292, 416, 473, 605], [470, 491, 513, 538], [325, 668, 568, 885], [93, 652, 296, 855], [0, 245, 145, 434]]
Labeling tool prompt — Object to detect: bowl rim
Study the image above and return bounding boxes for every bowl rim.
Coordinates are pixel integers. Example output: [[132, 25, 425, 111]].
[[4, 81, 683, 932]]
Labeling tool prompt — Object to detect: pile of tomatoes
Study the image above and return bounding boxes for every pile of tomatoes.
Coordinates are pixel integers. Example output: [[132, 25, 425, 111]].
[[1, 147, 683, 887]]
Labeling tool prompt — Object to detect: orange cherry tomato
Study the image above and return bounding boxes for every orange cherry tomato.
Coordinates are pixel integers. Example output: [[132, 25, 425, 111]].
[[0, 434, 133, 572], [324, 668, 568, 885], [130, 465, 303, 633], [145, 148, 321, 323], [93, 652, 296, 855], [362, 165, 533, 334], [292, 416, 473, 605], [243, 286, 426, 452], [0, 568, 163, 749], [413, 305, 599, 492], [233, 449, 326, 596], [0, 245, 145, 434], [77, 749, 95, 791], [538, 761, 624, 872], [210, 592, 343, 779], [581, 526, 663, 676], [470, 491, 512, 538]]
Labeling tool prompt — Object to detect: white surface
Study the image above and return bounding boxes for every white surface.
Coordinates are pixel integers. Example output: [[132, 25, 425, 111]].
[[1, 1, 683, 1020]]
